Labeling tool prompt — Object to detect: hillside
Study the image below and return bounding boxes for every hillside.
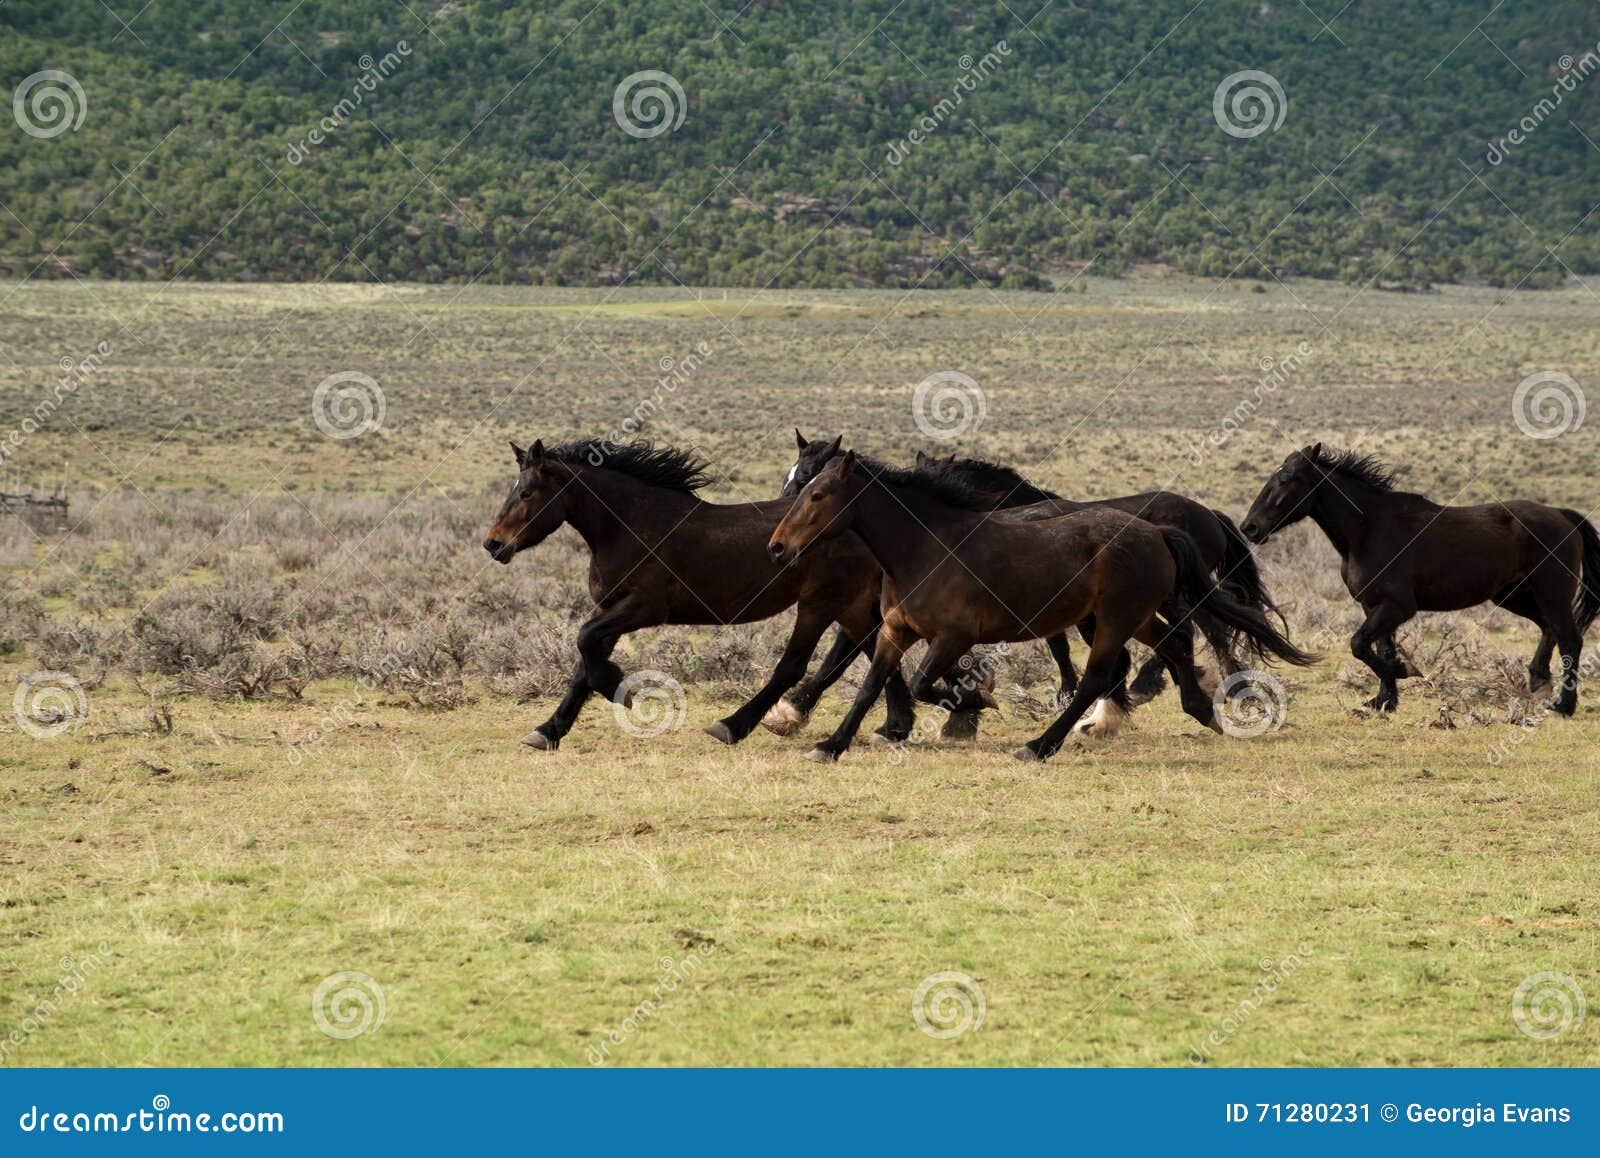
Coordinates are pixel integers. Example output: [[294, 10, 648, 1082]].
[[2, 0, 1598, 288]]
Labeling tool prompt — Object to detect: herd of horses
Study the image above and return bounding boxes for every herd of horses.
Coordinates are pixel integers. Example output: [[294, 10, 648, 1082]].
[[480, 432, 1600, 762]]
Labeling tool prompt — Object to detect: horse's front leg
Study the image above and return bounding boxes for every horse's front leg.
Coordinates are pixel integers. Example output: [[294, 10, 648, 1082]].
[[807, 623, 913, 763], [527, 599, 654, 749], [709, 606, 831, 745], [762, 626, 864, 736], [1351, 600, 1413, 713]]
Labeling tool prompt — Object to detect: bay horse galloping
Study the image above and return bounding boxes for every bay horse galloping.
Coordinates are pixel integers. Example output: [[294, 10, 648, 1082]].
[[481, 439, 915, 749], [1242, 444, 1600, 714], [768, 432, 1278, 739], [769, 448, 1314, 762]]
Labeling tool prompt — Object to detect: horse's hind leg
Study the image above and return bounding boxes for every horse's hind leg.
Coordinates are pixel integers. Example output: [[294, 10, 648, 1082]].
[[1126, 652, 1169, 707], [1073, 648, 1132, 737], [1019, 631, 1132, 761], [1533, 592, 1583, 715], [764, 626, 862, 736], [1138, 616, 1222, 734], [710, 605, 830, 745], [1045, 633, 1079, 700], [1499, 592, 1556, 696]]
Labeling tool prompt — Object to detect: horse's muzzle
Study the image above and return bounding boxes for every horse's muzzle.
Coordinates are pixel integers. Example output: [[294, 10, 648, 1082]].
[[768, 539, 792, 566], [1240, 521, 1267, 544], [483, 538, 516, 564]]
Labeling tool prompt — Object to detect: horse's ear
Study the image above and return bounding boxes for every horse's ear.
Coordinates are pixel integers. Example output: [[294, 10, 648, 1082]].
[[1304, 441, 1322, 462], [824, 434, 843, 462], [839, 449, 857, 475], [530, 439, 545, 464], [944, 453, 957, 465], [510, 441, 526, 467], [914, 449, 931, 467], [795, 427, 807, 451]]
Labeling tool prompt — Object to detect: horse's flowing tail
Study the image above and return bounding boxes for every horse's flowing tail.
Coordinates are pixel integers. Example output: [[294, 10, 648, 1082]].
[[1212, 509, 1282, 624], [1161, 528, 1317, 667], [1560, 509, 1600, 635]]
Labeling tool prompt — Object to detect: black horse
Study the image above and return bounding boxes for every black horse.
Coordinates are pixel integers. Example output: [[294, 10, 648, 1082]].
[[766, 431, 1276, 739], [1242, 444, 1600, 714]]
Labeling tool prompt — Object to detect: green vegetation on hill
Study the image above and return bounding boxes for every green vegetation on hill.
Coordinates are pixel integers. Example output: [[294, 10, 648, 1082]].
[[3, 0, 1598, 288]]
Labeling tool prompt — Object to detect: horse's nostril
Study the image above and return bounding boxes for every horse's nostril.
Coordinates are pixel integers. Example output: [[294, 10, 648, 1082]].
[[483, 538, 503, 554], [1241, 522, 1258, 538], [769, 541, 785, 559]]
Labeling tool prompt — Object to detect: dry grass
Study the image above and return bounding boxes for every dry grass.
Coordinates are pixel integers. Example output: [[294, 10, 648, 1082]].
[[0, 278, 1597, 1066]]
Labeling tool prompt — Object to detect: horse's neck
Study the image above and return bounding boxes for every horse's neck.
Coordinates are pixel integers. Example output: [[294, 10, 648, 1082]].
[[1308, 479, 1397, 558], [562, 467, 695, 552], [851, 478, 974, 575]]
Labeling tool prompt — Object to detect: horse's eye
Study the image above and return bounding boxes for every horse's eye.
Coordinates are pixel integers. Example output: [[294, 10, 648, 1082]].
[[809, 491, 823, 502]]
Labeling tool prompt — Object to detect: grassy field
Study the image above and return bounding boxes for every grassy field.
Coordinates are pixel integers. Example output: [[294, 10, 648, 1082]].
[[1, 277, 1597, 1066]]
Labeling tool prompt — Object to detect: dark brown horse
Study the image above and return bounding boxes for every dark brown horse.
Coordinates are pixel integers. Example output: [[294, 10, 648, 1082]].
[[769, 433, 1277, 738], [769, 449, 1314, 761], [481, 439, 915, 748], [1242, 444, 1600, 714]]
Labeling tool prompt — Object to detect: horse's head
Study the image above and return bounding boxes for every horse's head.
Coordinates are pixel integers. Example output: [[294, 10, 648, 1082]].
[[769, 446, 858, 566], [1241, 443, 1322, 544], [781, 429, 845, 497], [482, 440, 571, 563]]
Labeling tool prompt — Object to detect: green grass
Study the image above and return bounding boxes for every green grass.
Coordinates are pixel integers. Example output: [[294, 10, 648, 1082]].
[[2, 663, 1596, 1067], [1, 277, 1598, 1066]]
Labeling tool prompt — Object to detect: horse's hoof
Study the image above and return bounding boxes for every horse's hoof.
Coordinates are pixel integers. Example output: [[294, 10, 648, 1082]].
[[761, 700, 808, 737], [805, 747, 840, 764], [1547, 699, 1577, 718], [1206, 715, 1225, 735], [704, 721, 737, 745], [1360, 696, 1396, 714], [521, 729, 558, 751], [1073, 699, 1126, 739], [940, 710, 982, 741], [1013, 745, 1043, 762]]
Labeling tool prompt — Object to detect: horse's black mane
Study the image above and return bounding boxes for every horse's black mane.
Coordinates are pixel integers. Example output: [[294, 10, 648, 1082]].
[[1311, 446, 1398, 493], [940, 455, 1061, 502], [847, 452, 996, 512], [550, 439, 710, 494]]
